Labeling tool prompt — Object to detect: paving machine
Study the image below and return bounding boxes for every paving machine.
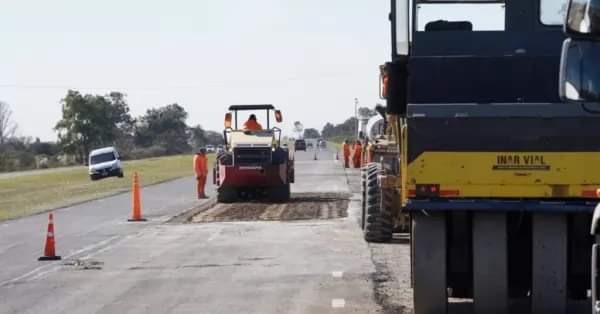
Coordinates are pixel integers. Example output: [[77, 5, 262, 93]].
[[214, 105, 294, 203], [374, 0, 600, 312]]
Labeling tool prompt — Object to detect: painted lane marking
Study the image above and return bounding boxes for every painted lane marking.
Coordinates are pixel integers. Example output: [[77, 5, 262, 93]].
[[0, 235, 121, 286], [331, 299, 346, 308], [332, 271, 344, 278]]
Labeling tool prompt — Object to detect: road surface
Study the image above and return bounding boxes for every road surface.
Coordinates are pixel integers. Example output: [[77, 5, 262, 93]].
[[0, 148, 394, 314]]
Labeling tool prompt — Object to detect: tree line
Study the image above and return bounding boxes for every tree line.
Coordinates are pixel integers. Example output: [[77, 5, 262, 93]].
[[290, 107, 376, 141], [320, 107, 376, 142], [0, 90, 223, 172]]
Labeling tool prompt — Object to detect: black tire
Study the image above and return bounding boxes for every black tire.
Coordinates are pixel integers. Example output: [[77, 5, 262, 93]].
[[269, 184, 291, 202], [360, 168, 367, 229], [361, 163, 378, 230], [364, 167, 394, 242], [118, 170, 124, 178], [217, 187, 237, 203]]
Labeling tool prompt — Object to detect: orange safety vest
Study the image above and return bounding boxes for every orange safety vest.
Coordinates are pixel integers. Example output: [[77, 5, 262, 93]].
[[243, 120, 263, 131], [353, 144, 363, 167], [342, 143, 350, 156], [353, 144, 362, 158], [353, 144, 362, 155], [194, 154, 208, 176]]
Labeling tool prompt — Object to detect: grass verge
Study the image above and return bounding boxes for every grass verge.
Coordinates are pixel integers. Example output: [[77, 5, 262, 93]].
[[0, 154, 214, 222], [327, 140, 343, 152]]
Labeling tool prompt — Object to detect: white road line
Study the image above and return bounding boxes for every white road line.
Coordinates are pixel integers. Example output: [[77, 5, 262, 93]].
[[332, 271, 344, 278], [0, 235, 121, 286], [331, 299, 346, 308]]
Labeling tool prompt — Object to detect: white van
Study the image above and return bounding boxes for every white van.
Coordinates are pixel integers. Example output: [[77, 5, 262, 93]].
[[88, 147, 124, 181]]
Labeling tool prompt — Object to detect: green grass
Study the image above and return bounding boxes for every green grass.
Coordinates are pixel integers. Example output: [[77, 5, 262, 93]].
[[0, 154, 214, 221], [326, 137, 345, 151]]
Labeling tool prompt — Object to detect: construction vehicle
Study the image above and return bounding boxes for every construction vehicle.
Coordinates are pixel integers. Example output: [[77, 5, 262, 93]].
[[559, 1, 600, 313], [375, 0, 600, 312], [213, 105, 294, 203], [360, 104, 407, 242]]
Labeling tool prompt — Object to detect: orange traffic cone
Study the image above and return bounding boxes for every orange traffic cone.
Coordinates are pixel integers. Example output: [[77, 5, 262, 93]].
[[128, 172, 146, 222], [39, 212, 61, 261]]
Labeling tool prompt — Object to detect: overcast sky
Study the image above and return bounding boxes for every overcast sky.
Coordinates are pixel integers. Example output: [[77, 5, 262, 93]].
[[0, 0, 390, 141]]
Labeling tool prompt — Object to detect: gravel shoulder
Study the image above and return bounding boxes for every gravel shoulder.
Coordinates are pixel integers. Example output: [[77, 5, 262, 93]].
[[190, 192, 350, 223], [345, 167, 414, 314]]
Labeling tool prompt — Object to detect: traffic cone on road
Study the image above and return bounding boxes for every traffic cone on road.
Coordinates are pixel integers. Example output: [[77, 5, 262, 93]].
[[128, 172, 147, 222], [38, 212, 61, 261]]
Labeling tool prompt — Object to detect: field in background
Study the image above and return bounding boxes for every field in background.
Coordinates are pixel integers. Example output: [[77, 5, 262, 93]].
[[327, 139, 343, 151], [0, 154, 214, 221]]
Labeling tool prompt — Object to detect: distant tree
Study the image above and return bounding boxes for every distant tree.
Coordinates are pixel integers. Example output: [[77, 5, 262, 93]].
[[303, 128, 320, 139], [0, 101, 17, 145], [321, 122, 335, 138], [205, 130, 224, 146], [54, 90, 134, 163], [31, 138, 60, 156], [108, 92, 136, 158], [320, 117, 357, 140], [293, 121, 304, 138], [189, 124, 208, 150], [135, 103, 191, 154]]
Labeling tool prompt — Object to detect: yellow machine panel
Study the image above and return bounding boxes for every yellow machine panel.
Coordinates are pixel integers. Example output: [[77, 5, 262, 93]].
[[407, 152, 600, 198]]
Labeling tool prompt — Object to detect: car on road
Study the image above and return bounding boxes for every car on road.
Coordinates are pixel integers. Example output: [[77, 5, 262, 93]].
[[319, 140, 327, 148], [206, 145, 215, 153], [294, 139, 306, 151], [89, 147, 124, 181]]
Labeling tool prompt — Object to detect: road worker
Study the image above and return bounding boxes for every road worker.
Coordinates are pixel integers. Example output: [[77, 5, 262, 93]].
[[353, 140, 363, 168], [243, 114, 263, 131], [194, 148, 208, 199], [342, 140, 351, 168]]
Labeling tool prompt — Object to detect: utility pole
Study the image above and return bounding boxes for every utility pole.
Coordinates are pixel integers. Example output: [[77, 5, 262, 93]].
[[354, 98, 359, 139]]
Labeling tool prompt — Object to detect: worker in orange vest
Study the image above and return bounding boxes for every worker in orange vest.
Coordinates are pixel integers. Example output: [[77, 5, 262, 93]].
[[243, 114, 263, 131], [353, 140, 363, 168], [194, 148, 208, 199], [342, 140, 351, 168]]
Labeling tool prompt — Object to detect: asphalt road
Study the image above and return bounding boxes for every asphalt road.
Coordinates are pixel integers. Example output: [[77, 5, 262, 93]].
[[0, 147, 383, 314]]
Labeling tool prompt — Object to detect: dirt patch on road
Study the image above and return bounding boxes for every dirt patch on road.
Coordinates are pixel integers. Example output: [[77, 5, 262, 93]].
[[190, 193, 350, 223]]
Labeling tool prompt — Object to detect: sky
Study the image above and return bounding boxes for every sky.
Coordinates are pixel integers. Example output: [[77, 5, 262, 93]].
[[0, 0, 391, 141]]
